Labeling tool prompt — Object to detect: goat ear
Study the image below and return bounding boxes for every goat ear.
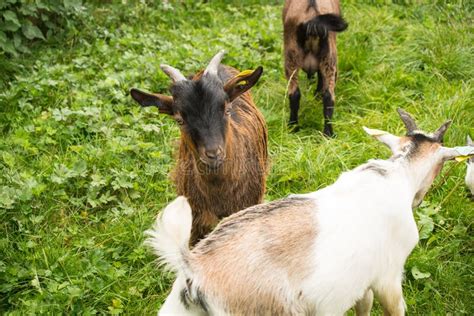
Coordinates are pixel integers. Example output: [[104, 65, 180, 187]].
[[439, 146, 474, 161], [130, 88, 173, 115], [432, 120, 452, 142], [363, 126, 402, 154], [397, 108, 418, 134], [224, 66, 263, 101]]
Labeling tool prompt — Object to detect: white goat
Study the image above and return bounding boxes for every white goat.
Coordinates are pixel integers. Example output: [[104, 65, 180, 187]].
[[466, 136, 474, 196], [146, 109, 472, 315]]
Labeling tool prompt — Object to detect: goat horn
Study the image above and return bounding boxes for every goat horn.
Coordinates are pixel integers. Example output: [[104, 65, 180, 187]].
[[160, 64, 187, 83], [397, 108, 418, 133], [432, 120, 452, 142], [204, 50, 226, 76]]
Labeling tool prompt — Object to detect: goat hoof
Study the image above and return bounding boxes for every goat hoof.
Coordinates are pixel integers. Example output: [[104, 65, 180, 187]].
[[323, 128, 335, 138], [288, 121, 300, 132]]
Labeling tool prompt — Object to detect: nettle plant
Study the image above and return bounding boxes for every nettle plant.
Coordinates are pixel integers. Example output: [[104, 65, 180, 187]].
[[0, 0, 85, 54]]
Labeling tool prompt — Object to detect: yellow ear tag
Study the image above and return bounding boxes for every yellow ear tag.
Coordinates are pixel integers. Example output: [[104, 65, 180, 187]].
[[452, 146, 474, 162], [455, 156, 470, 162], [236, 69, 253, 77]]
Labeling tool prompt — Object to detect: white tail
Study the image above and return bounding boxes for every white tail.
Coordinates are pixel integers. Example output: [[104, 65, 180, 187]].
[[144, 196, 192, 274]]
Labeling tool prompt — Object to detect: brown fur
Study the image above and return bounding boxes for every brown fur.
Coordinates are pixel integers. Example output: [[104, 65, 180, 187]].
[[173, 66, 268, 245], [283, 0, 340, 91], [374, 283, 405, 316], [189, 197, 318, 315], [355, 290, 374, 316], [404, 137, 444, 204], [283, 0, 341, 94], [283, 0, 344, 135]]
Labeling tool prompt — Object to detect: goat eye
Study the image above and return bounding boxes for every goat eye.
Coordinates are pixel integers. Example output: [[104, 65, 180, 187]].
[[176, 117, 184, 125], [225, 108, 232, 116]]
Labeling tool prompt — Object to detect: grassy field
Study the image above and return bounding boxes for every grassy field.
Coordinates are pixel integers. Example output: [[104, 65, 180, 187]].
[[0, 0, 473, 314]]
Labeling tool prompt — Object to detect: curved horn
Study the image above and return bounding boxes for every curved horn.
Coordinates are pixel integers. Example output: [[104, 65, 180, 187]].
[[433, 120, 452, 142], [204, 50, 226, 76], [160, 64, 186, 83], [397, 108, 418, 133]]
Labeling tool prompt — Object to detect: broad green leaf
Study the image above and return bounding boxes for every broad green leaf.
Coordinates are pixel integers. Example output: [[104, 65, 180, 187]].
[[0, 20, 21, 32], [67, 285, 82, 297], [71, 160, 88, 177], [418, 201, 439, 216], [411, 266, 431, 280], [13, 33, 22, 48], [35, 0, 49, 10], [3, 10, 20, 27], [0, 186, 17, 209], [18, 3, 37, 16], [90, 174, 106, 187], [64, 0, 83, 11], [0, 31, 15, 54], [417, 213, 434, 240], [51, 164, 74, 184], [22, 22, 45, 40], [2, 152, 15, 168]]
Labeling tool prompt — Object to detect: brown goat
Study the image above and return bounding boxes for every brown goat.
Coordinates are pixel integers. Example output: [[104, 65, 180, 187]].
[[131, 51, 268, 245], [283, 0, 348, 136]]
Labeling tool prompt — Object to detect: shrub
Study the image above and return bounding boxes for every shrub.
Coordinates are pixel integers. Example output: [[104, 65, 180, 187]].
[[0, 0, 85, 55]]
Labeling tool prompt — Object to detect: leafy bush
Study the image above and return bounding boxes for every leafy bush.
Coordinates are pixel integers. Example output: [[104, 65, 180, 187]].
[[0, 0, 85, 55]]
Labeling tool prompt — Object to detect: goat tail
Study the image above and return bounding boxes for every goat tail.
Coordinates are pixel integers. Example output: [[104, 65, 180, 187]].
[[145, 196, 193, 276], [302, 14, 348, 39]]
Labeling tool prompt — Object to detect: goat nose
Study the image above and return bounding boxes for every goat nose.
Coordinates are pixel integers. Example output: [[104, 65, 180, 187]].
[[205, 148, 221, 159]]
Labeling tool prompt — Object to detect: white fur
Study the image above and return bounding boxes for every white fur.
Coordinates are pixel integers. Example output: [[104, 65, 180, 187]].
[[145, 197, 211, 316], [159, 276, 206, 316], [144, 196, 192, 274], [295, 161, 418, 314], [466, 161, 474, 195], [363, 126, 401, 152], [148, 126, 459, 315], [466, 136, 474, 196], [152, 159, 422, 315]]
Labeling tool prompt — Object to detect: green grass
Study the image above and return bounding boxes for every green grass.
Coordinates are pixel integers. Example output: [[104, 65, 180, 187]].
[[0, 0, 473, 314]]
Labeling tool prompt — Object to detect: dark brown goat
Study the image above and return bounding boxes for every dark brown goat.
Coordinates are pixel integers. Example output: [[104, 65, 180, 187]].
[[283, 0, 347, 136], [131, 51, 268, 245]]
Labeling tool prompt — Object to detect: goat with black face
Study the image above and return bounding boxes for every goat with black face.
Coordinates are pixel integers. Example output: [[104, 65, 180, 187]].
[[130, 51, 268, 245]]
